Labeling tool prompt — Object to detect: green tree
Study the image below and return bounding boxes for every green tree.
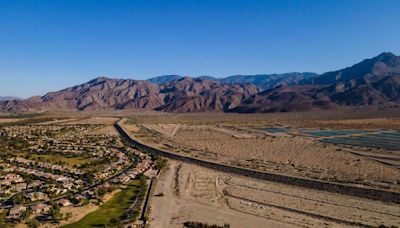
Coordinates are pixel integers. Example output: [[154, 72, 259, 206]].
[[21, 208, 32, 221], [109, 217, 120, 226], [65, 212, 73, 222], [27, 218, 40, 228], [12, 193, 24, 205], [0, 213, 6, 227], [154, 158, 168, 170], [50, 207, 62, 222]]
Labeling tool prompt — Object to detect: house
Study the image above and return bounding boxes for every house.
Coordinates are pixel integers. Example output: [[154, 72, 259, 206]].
[[74, 179, 85, 185], [0, 180, 11, 187], [95, 172, 109, 179], [26, 192, 48, 201], [72, 194, 86, 204], [56, 177, 72, 184], [63, 183, 74, 190], [144, 169, 158, 179], [50, 187, 67, 195], [31, 203, 52, 214], [114, 175, 130, 184], [28, 180, 43, 188], [57, 198, 72, 207], [14, 183, 27, 192], [4, 174, 24, 183], [6, 206, 27, 220], [2, 167, 15, 172]]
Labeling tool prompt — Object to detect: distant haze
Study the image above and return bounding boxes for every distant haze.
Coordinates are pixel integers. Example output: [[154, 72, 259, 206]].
[[0, 96, 22, 101]]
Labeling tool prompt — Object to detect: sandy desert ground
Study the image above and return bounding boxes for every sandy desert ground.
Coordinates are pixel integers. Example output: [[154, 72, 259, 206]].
[[128, 120, 400, 191], [84, 125, 119, 136], [4, 109, 399, 227], [61, 116, 119, 125], [149, 160, 400, 228], [120, 110, 400, 227], [125, 107, 400, 127], [0, 118, 22, 123]]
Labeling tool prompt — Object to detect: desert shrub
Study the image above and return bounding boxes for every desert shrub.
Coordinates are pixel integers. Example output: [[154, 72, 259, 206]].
[[183, 221, 230, 228]]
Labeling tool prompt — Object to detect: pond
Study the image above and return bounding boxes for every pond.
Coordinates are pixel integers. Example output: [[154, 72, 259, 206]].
[[320, 131, 400, 150], [303, 130, 369, 137], [262, 127, 289, 133]]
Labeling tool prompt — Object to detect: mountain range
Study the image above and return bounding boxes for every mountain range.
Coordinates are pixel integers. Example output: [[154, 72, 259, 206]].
[[1, 52, 400, 113], [0, 96, 21, 101], [148, 72, 317, 90]]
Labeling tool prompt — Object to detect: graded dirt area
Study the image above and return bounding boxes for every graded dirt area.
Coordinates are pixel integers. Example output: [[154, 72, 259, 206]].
[[149, 161, 292, 228], [172, 126, 399, 183], [126, 107, 400, 126], [314, 118, 400, 129], [64, 116, 119, 125], [148, 161, 400, 228], [127, 119, 400, 191], [0, 118, 21, 123], [85, 125, 118, 136], [34, 117, 78, 125]]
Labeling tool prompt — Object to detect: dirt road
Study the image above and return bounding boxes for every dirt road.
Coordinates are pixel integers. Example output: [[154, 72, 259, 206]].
[[148, 161, 296, 228], [148, 161, 400, 228]]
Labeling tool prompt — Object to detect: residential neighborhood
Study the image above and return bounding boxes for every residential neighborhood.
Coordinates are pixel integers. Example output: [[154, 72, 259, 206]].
[[0, 123, 154, 227]]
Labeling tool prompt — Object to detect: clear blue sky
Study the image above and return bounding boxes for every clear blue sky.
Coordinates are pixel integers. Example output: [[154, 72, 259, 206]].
[[1, 0, 399, 98]]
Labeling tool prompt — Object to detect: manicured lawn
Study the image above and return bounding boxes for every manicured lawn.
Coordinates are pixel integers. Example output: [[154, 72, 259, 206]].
[[29, 154, 89, 167], [62, 180, 144, 228]]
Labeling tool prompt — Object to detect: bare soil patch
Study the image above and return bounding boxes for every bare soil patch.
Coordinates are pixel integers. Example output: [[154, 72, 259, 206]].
[[85, 125, 118, 136], [0, 118, 21, 123], [149, 161, 400, 228], [135, 123, 400, 190], [65, 117, 119, 125]]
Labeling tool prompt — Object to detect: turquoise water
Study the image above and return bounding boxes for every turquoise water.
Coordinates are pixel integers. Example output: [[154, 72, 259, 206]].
[[303, 130, 369, 137], [263, 127, 289, 133], [263, 127, 400, 150], [320, 131, 400, 150]]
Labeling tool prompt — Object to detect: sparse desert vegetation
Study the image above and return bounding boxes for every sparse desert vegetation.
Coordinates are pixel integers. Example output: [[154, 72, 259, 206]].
[[0, 110, 399, 228], [116, 110, 400, 227], [124, 111, 400, 191], [149, 160, 400, 228]]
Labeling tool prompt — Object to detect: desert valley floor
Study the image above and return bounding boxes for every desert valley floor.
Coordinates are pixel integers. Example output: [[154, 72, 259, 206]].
[[0, 108, 399, 227]]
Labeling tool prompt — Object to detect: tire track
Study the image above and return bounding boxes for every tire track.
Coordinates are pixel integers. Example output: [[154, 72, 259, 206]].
[[225, 181, 400, 218], [225, 192, 373, 228]]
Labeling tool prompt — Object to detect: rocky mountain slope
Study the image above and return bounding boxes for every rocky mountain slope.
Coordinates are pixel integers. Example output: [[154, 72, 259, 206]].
[[156, 77, 259, 112], [147, 72, 317, 89], [0, 77, 259, 112], [218, 72, 317, 89], [1, 52, 399, 113], [147, 75, 182, 85], [233, 52, 400, 112], [311, 52, 400, 85]]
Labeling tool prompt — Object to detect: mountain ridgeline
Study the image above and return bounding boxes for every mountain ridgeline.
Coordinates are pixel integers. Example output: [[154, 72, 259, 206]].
[[0, 96, 22, 101], [1, 52, 400, 113]]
